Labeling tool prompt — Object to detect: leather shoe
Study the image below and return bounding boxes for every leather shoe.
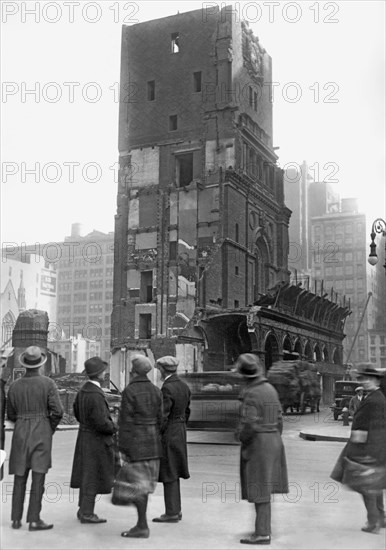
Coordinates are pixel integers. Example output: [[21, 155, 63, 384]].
[[29, 520, 53, 531], [121, 526, 149, 538], [152, 514, 180, 523], [361, 524, 380, 534], [240, 535, 271, 544], [380, 517, 386, 528], [77, 509, 82, 520], [12, 520, 22, 529], [80, 514, 107, 524]]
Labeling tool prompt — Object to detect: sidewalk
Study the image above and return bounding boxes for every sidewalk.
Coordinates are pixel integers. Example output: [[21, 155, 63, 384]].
[[4, 420, 352, 443]]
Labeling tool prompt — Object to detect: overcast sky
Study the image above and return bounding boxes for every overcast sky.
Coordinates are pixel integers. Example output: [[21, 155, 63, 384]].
[[1, 0, 385, 246]]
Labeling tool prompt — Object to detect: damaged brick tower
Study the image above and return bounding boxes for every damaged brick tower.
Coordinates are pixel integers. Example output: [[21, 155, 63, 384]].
[[111, 5, 291, 385]]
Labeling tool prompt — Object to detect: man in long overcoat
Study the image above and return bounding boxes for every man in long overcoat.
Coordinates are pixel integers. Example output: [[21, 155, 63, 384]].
[[153, 355, 191, 523], [70, 356, 116, 523], [331, 364, 386, 533], [117, 355, 163, 538], [236, 354, 289, 545], [7, 346, 63, 531]]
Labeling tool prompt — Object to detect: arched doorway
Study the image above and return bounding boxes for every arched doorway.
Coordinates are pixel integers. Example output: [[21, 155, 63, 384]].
[[314, 344, 322, 362], [294, 338, 302, 357], [282, 335, 292, 360], [304, 341, 313, 360], [264, 332, 279, 371], [323, 346, 329, 362]]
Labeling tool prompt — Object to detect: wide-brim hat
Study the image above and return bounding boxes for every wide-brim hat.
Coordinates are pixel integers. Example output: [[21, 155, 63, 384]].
[[354, 364, 384, 379], [131, 355, 152, 375], [156, 356, 179, 373], [236, 353, 262, 378], [83, 357, 108, 377], [19, 346, 47, 369]]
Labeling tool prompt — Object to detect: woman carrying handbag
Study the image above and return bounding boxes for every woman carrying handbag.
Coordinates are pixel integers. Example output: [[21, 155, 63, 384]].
[[331, 364, 386, 534]]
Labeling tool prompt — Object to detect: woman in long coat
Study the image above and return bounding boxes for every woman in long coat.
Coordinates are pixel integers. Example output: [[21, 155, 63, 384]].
[[236, 354, 289, 545], [117, 355, 163, 538], [331, 365, 386, 533], [70, 357, 116, 523]]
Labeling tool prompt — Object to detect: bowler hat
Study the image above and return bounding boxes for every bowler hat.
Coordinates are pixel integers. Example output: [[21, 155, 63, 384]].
[[355, 364, 384, 379], [132, 355, 152, 375], [84, 357, 107, 377], [355, 386, 364, 392], [19, 346, 47, 369], [156, 356, 179, 373], [236, 353, 262, 378]]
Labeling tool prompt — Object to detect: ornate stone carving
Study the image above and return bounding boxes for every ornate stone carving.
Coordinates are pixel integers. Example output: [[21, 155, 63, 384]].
[[242, 22, 265, 84]]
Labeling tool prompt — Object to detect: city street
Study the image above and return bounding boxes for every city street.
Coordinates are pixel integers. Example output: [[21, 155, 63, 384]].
[[1, 409, 385, 550]]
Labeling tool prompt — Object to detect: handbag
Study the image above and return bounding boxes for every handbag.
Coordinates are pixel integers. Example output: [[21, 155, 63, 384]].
[[111, 462, 136, 506], [342, 456, 386, 494]]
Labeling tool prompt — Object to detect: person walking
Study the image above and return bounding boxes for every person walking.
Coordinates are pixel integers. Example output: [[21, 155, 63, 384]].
[[348, 386, 364, 417], [236, 353, 289, 545], [153, 355, 191, 523], [117, 355, 163, 538], [331, 364, 386, 534], [70, 356, 116, 524], [6, 346, 63, 531]]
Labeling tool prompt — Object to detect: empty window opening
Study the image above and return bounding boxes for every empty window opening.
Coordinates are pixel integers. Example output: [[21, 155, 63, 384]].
[[171, 32, 180, 53], [249, 86, 253, 107], [140, 270, 153, 303], [235, 223, 239, 242], [169, 115, 178, 131], [176, 153, 193, 187], [193, 71, 202, 92], [235, 266, 239, 276], [254, 91, 257, 111], [139, 314, 152, 339], [147, 80, 155, 101], [234, 300, 239, 308]]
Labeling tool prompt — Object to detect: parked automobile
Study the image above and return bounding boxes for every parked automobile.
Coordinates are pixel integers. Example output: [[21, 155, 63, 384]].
[[331, 380, 361, 420]]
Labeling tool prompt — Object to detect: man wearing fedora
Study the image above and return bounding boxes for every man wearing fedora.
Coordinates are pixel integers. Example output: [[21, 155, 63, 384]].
[[153, 355, 191, 523], [6, 346, 63, 531], [236, 353, 288, 545], [331, 364, 386, 534], [70, 356, 116, 524]]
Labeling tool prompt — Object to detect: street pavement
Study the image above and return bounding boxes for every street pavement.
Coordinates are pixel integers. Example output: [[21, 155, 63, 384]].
[[1, 408, 385, 550]]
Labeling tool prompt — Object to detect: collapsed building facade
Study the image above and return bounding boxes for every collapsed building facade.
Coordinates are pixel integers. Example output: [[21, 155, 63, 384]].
[[110, 6, 350, 401]]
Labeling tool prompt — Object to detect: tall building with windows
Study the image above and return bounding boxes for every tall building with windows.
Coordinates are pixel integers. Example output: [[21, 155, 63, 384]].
[[111, 6, 350, 393], [54, 224, 114, 363], [310, 198, 369, 363]]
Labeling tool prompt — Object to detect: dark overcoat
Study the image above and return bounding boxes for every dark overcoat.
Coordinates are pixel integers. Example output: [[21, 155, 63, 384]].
[[70, 381, 116, 494], [331, 388, 386, 489], [159, 374, 191, 483], [7, 370, 63, 476], [118, 375, 163, 461], [238, 377, 289, 503]]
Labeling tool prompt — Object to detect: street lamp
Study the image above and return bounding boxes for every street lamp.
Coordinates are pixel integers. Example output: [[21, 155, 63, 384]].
[[368, 218, 386, 273]]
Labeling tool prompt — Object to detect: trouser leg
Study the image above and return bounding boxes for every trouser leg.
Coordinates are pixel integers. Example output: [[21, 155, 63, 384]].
[[79, 483, 97, 516], [26, 472, 45, 523], [164, 480, 181, 516], [254, 501, 271, 536], [362, 492, 380, 526], [11, 471, 29, 521]]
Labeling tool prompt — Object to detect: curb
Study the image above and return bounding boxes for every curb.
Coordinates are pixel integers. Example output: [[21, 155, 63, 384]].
[[299, 430, 349, 442]]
